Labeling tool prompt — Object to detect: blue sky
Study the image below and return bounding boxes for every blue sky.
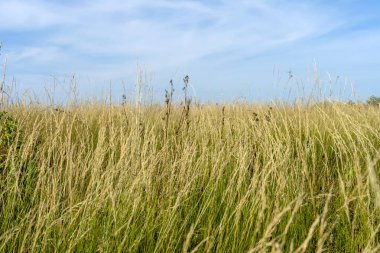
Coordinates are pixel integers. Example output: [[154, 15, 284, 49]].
[[0, 0, 379, 102]]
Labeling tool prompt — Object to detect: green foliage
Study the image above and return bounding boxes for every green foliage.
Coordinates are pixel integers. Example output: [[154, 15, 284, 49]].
[[0, 111, 17, 162], [367, 95, 380, 106]]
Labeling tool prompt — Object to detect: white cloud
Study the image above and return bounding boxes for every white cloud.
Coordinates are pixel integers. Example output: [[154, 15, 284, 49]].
[[2, 0, 378, 100], [3, 0, 344, 62], [0, 0, 65, 29]]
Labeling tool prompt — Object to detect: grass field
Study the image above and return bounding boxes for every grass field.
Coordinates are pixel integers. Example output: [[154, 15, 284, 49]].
[[1, 98, 380, 252]]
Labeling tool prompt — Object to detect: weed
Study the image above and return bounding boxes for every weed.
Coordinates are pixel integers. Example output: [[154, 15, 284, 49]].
[[0, 101, 379, 252], [163, 79, 174, 139]]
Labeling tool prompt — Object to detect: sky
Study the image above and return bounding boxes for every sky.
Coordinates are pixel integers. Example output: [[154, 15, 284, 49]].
[[0, 0, 380, 103]]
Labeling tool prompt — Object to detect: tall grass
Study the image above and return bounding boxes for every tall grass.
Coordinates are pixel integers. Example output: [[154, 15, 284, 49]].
[[1, 97, 380, 252]]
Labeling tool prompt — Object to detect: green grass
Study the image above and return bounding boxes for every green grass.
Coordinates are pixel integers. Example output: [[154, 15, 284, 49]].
[[1, 101, 380, 252]]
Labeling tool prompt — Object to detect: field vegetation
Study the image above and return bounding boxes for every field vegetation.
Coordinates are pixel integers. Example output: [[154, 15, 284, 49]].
[[1, 63, 380, 252]]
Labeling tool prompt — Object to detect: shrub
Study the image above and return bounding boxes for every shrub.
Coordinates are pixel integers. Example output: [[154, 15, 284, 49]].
[[0, 111, 17, 160], [367, 95, 380, 107]]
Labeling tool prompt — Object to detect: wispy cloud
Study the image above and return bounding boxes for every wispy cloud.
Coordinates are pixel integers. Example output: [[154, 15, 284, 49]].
[[1, 0, 379, 100]]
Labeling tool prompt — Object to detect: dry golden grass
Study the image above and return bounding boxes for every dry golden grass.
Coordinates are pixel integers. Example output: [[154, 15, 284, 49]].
[[1, 100, 380, 252]]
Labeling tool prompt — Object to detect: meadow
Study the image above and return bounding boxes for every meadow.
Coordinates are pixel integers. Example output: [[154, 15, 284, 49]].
[[1, 84, 380, 252]]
